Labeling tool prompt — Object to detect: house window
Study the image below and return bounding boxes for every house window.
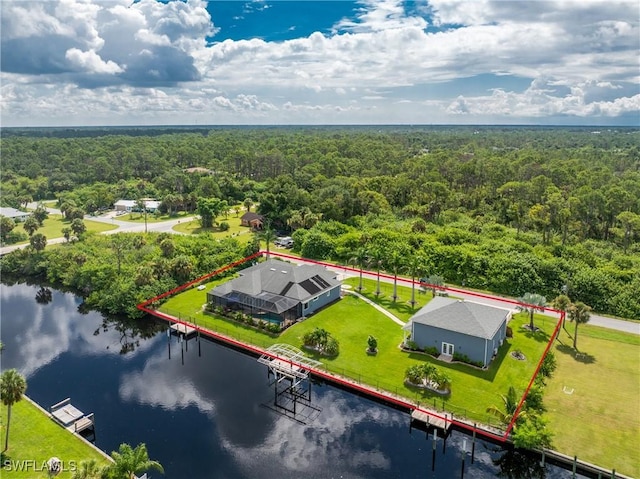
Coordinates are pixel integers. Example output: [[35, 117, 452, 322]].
[[303, 302, 309, 310]]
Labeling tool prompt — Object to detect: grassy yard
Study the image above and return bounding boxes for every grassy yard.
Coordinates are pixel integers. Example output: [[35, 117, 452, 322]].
[[545, 325, 640, 478], [343, 277, 435, 322], [0, 398, 111, 478], [159, 284, 552, 427], [13, 215, 117, 244], [115, 211, 191, 224], [172, 215, 253, 244]]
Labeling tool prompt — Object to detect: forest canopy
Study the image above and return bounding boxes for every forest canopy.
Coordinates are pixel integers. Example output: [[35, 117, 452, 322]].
[[1, 126, 639, 318]]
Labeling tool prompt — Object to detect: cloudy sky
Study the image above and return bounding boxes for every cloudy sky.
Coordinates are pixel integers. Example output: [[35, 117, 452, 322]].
[[1, 0, 639, 126]]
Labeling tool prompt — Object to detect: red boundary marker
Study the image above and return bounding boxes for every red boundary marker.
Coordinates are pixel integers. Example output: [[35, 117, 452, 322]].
[[137, 250, 563, 443]]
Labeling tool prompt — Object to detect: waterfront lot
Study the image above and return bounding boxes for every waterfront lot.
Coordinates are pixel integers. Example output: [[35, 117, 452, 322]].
[[159, 281, 551, 428], [0, 399, 110, 478]]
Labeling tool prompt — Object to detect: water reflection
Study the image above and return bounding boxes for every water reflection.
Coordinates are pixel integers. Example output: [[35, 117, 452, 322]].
[[0, 283, 589, 479]]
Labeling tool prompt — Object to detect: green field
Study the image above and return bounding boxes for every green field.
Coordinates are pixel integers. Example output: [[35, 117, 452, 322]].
[[172, 215, 253, 244], [545, 325, 640, 478], [160, 281, 551, 427], [0, 398, 111, 478], [115, 210, 190, 223], [13, 215, 117, 244]]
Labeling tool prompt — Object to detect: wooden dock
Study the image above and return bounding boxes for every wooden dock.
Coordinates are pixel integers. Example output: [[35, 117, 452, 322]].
[[50, 398, 95, 434], [170, 323, 197, 337], [411, 409, 451, 432]]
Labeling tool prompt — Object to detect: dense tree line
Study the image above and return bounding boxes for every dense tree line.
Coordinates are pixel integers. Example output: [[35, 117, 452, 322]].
[[1, 232, 256, 317], [1, 127, 638, 317]]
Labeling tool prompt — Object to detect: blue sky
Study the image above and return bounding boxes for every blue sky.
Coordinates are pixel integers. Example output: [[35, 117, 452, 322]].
[[1, 0, 639, 126]]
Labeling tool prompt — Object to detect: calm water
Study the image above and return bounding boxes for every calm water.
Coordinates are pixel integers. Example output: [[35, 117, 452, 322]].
[[0, 283, 586, 479]]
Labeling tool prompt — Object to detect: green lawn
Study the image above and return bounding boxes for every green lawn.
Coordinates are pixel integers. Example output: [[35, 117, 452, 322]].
[[172, 215, 253, 244], [0, 398, 111, 478], [13, 215, 117, 244], [115, 211, 190, 224], [160, 287, 551, 427], [545, 325, 640, 478], [343, 277, 435, 322]]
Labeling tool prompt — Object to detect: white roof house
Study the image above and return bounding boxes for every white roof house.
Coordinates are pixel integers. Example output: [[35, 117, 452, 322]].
[[114, 200, 160, 212], [0, 207, 31, 222]]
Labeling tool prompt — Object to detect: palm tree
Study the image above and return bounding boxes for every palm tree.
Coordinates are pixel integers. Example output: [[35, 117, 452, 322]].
[[486, 386, 522, 427], [568, 301, 591, 350], [425, 274, 444, 298], [349, 247, 368, 292], [368, 248, 384, 297], [518, 293, 547, 331], [551, 294, 571, 331], [386, 249, 405, 302], [72, 459, 104, 479], [258, 227, 276, 258], [104, 443, 164, 479], [406, 254, 425, 309], [1, 369, 27, 452]]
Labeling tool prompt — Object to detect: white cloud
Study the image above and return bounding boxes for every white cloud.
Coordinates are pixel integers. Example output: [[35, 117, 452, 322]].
[[1, 0, 639, 125], [444, 78, 640, 118], [65, 48, 123, 74]]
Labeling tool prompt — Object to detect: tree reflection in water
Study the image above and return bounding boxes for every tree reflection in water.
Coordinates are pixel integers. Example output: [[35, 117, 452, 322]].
[[93, 315, 166, 355], [35, 286, 53, 305], [494, 446, 545, 479]]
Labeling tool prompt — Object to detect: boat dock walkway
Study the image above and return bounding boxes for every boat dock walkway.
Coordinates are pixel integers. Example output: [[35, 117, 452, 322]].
[[170, 322, 197, 337], [50, 398, 95, 433], [410, 409, 451, 433]]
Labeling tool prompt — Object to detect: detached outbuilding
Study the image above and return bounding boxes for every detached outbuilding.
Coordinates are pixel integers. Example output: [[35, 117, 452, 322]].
[[403, 297, 511, 367], [240, 212, 264, 229]]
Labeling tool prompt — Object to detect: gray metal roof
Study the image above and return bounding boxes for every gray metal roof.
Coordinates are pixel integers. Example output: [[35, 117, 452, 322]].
[[0, 207, 30, 219], [210, 259, 340, 312], [408, 297, 510, 340]]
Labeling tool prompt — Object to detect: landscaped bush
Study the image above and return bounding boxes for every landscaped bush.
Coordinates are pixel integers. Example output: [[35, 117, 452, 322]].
[[219, 221, 230, 231], [424, 346, 439, 357], [452, 352, 484, 368], [404, 363, 451, 394], [367, 335, 378, 353], [303, 327, 339, 356], [405, 340, 421, 351]]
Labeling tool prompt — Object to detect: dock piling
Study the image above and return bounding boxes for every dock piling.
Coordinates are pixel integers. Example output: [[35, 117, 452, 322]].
[[471, 424, 476, 464]]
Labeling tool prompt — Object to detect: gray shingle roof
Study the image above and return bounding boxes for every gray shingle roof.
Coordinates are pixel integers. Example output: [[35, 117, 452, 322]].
[[408, 297, 510, 340], [210, 259, 340, 312]]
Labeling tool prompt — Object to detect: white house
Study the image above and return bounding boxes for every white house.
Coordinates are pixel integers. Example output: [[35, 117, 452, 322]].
[[0, 207, 31, 222], [114, 199, 160, 213]]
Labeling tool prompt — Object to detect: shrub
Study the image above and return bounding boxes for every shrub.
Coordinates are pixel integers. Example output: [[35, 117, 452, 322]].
[[219, 221, 230, 232], [405, 340, 420, 351], [424, 346, 439, 357], [367, 335, 378, 352], [324, 337, 340, 356], [267, 323, 281, 334], [405, 365, 424, 384], [539, 350, 557, 378], [506, 326, 513, 338]]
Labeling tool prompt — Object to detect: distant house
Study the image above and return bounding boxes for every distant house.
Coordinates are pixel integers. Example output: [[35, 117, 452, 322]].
[[208, 259, 341, 324], [114, 199, 160, 213], [0, 207, 30, 222], [240, 212, 264, 229], [403, 297, 511, 367]]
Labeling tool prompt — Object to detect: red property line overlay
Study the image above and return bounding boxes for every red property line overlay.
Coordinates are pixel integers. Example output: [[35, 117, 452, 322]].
[[137, 250, 564, 443]]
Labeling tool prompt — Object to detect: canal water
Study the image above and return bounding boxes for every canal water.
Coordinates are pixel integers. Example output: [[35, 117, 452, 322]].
[[0, 283, 587, 478]]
